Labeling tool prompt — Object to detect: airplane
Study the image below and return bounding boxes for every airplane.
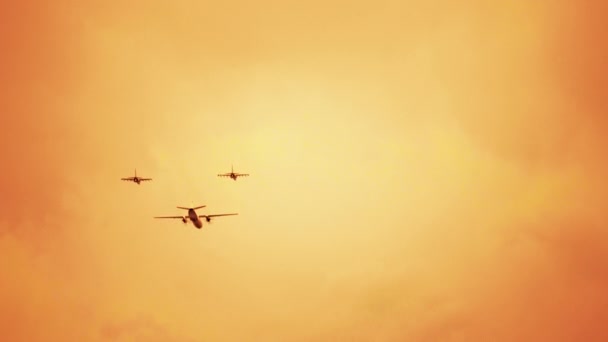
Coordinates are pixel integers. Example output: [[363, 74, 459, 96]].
[[121, 169, 152, 185], [218, 164, 249, 181], [154, 205, 238, 229]]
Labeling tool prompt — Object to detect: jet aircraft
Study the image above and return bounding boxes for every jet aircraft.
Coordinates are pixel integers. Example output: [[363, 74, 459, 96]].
[[121, 169, 152, 185], [218, 165, 249, 181], [154, 205, 238, 229]]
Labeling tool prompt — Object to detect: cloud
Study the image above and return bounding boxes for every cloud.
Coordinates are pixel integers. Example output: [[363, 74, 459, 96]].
[[2, 1, 608, 341], [101, 315, 197, 342], [0, 0, 85, 242], [327, 167, 608, 341]]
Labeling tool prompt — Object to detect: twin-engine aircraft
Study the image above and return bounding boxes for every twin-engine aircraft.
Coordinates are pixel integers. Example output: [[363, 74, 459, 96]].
[[218, 165, 249, 181], [154, 205, 238, 229], [121, 169, 152, 185]]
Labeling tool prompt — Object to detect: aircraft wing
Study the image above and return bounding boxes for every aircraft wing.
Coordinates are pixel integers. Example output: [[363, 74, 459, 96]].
[[235, 173, 249, 176], [140, 178, 152, 181], [199, 213, 238, 218], [121, 177, 134, 181], [154, 216, 184, 219], [217, 173, 231, 177]]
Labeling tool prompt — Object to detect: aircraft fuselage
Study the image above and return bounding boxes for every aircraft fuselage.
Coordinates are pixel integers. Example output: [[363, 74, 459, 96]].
[[188, 209, 203, 228]]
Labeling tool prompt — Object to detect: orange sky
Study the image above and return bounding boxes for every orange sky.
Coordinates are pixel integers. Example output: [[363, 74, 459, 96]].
[[1, 1, 607, 341]]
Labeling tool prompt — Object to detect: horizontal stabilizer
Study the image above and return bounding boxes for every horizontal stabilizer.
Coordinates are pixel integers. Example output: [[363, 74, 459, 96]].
[[177, 205, 206, 210]]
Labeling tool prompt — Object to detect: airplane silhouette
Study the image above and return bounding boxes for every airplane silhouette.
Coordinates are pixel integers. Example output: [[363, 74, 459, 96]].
[[121, 169, 152, 185], [218, 165, 249, 181], [154, 205, 238, 229]]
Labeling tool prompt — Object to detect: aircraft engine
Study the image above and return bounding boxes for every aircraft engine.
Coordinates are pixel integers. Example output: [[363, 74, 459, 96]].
[[182, 217, 187, 223], [206, 217, 212, 223]]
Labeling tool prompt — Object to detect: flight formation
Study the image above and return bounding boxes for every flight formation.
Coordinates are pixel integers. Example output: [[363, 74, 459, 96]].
[[121, 165, 248, 230]]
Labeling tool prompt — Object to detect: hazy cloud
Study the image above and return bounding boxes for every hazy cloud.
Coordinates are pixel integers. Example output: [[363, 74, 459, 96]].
[[101, 316, 197, 342], [2, 1, 608, 341]]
